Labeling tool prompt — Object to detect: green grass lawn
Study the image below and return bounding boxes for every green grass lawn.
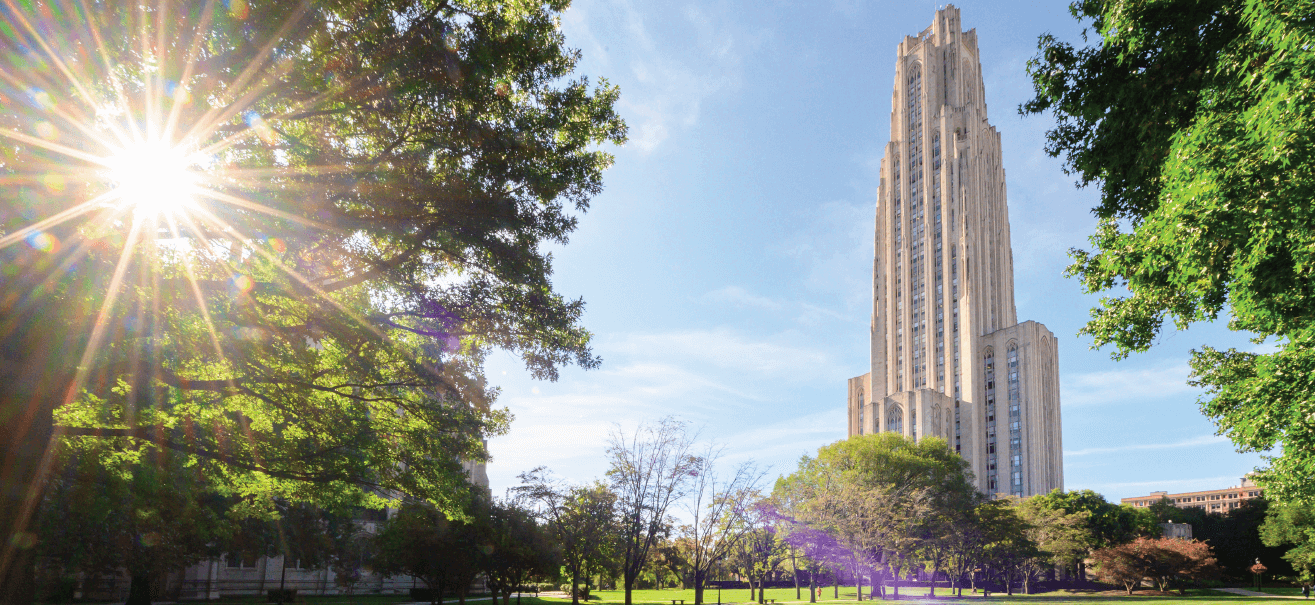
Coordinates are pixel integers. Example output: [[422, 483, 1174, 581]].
[[527, 587, 1287, 605]]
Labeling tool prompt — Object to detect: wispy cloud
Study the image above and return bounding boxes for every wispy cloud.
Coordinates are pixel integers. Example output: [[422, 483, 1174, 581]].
[[1074, 475, 1247, 494], [1062, 361, 1198, 407], [1065, 434, 1228, 457], [562, 0, 761, 152], [607, 329, 835, 380], [705, 285, 784, 310], [486, 327, 844, 489]]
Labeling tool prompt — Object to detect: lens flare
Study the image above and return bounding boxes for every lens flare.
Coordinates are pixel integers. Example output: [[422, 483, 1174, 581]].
[[25, 231, 58, 253], [105, 141, 199, 216]]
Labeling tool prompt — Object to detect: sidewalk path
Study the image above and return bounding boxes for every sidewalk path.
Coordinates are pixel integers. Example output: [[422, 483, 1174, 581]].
[[1216, 588, 1308, 599]]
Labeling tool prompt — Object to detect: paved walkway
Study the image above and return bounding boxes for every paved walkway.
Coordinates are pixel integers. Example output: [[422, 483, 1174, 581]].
[[1215, 588, 1308, 599]]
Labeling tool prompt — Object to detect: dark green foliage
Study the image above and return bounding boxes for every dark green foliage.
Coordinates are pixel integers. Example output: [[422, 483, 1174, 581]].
[[1024, 0, 1315, 503], [1028, 489, 1159, 549], [484, 501, 560, 605], [371, 501, 488, 604], [38, 444, 230, 605], [1261, 500, 1315, 583]]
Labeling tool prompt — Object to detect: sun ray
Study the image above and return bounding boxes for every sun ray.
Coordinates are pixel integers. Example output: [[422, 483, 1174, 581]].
[[0, 0, 132, 146], [163, 0, 219, 143], [0, 126, 118, 166], [195, 189, 339, 232], [66, 215, 148, 412], [0, 191, 119, 250], [179, 2, 314, 145], [0, 66, 124, 154], [0, 210, 127, 346], [187, 206, 393, 344], [164, 214, 228, 360], [74, 0, 146, 144]]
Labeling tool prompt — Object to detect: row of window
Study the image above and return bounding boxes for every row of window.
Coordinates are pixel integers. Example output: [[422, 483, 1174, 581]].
[[1129, 490, 1262, 508]]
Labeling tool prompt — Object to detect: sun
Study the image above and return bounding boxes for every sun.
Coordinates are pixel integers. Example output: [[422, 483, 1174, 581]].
[[105, 140, 202, 216]]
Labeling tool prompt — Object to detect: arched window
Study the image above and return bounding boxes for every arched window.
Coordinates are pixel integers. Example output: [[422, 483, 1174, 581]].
[[886, 405, 903, 435]]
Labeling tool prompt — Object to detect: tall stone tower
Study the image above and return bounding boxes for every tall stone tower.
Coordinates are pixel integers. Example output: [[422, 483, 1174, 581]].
[[846, 5, 1063, 498]]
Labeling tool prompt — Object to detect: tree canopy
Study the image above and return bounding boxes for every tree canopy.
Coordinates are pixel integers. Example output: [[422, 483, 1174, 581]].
[[1022, 0, 1315, 502], [0, 0, 624, 598]]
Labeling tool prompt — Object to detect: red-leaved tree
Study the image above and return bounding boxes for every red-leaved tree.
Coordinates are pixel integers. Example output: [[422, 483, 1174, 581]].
[[1090, 537, 1218, 595]]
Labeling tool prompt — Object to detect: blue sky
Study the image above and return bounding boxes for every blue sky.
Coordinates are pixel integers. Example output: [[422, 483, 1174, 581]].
[[482, 0, 1269, 503]]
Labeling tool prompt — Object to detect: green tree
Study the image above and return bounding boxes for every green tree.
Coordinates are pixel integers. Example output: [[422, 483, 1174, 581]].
[[976, 500, 1036, 596], [515, 470, 620, 605], [773, 433, 976, 599], [1013, 497, 1091, 593], [1261, 501, 1315, 584], [1022, 0, 1315, 504], [484, 501, 559, 605], [38, 443, 230, 605], [372, 501, 488, 605], [0, 0, 624, 600], [1026, 489, 1157, 580]]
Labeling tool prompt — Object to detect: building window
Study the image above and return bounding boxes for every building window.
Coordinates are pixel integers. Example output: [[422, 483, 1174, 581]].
[[226, 553, 257, 569], [887, 405, 903, 435], [857, 390, 865, 435]]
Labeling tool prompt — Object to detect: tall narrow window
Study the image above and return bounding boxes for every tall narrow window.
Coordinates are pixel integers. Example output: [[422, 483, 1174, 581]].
[[1008, 346, 1022, 496], [984, 348, 997, 491], [857, 390, 865, 435]]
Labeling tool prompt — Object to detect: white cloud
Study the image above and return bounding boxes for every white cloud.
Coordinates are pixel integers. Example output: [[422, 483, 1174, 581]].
[[705, 285, 784, 310], [1062, 361, 1198, 407], [486, 327, 844, 492], [1065, 434, 1228, 457], [607, 329, 834, 380], [561, 0, 759, 153]]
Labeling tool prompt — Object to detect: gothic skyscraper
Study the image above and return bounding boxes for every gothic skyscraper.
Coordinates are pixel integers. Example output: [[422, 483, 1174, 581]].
[[846, 5, 1063, 497]]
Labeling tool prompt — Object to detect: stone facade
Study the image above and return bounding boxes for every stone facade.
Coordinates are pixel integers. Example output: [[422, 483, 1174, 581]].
[[846, 5, 1063, 498]]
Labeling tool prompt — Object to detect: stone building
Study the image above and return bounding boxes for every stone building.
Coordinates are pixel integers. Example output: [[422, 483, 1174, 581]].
[[846, 5, 1063, 498]]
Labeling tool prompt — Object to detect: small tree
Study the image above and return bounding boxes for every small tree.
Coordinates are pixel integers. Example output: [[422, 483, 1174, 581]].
[[484, 501, 558, 605], [372, 502, 487, 605], [606, 418, 698, 605], [1089, 542, 1146, 595], [680, 444, 764, 605], [1250, 561, 1268, 590], [515, 470, 620, 605]]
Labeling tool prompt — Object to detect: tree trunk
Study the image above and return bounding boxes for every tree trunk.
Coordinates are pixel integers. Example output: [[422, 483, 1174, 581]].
[[571, 567, 580, 605], [126, 574, 152, 605], [790, 549, 799, 600], [693, 569, 703, 605], [809, 571, 816, 603], [278, 558, 288, 605]]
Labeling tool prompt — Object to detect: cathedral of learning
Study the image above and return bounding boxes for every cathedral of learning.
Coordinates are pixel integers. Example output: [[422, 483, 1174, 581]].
[[847, 5, 1064, 498]]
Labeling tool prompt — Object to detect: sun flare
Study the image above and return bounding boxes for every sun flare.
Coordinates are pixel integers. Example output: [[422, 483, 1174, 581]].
[[105, 141, 202, 216]]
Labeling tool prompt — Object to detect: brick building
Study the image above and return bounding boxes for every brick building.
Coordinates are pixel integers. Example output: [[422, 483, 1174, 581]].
[[1121, 476, 1263, 513]]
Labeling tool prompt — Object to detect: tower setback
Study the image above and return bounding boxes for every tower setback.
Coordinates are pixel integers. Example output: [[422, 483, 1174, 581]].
[[846, 5, 1063, 497]]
